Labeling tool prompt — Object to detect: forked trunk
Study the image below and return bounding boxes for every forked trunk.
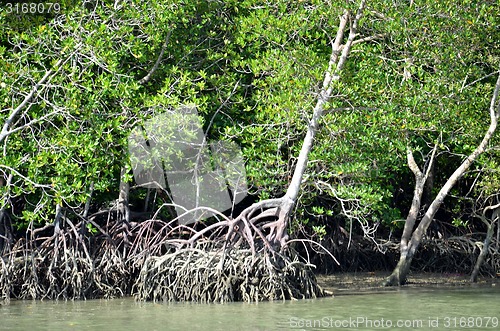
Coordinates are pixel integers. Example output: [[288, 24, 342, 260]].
[[385, 72, 500, 286], [470, 203, 500, 282]]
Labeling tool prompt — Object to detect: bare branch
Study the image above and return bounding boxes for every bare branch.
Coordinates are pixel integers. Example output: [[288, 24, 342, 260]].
[[339, 33, 386, 50], [460, 70, 500, 93], [489, 72, 500, 121], [423, 142, 439, 183], [0, 45, 81, 144], [0, 165, 52, 189], [138, 30, 172, 85]]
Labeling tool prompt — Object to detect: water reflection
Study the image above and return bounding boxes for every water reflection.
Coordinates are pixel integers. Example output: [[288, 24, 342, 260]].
[[1, 286, 499, 330]]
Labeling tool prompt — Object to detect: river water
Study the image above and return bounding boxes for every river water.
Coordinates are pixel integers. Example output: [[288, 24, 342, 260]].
[[1, 286, 499, 330]]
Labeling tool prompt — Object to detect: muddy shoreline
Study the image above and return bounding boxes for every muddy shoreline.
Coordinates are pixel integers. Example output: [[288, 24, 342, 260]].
[[316, 272, 499, 295]]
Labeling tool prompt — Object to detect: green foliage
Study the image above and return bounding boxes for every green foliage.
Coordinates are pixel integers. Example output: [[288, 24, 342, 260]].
[[1, 0, 499, 238]]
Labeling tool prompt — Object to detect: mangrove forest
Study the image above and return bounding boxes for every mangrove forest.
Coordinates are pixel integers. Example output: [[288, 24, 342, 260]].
[[1, 0, 499, 303]]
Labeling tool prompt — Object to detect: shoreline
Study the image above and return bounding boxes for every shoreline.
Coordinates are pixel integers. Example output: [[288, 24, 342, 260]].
[[316, 272, 499, 295]]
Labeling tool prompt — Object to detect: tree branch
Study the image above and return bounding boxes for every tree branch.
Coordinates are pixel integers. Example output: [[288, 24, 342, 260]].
[[339, 33, 386, 50], [0, 46, 81, 144], [138, 31, 172, 85]]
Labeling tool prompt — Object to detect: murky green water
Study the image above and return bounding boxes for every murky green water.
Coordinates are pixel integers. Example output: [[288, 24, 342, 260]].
[[1, 286, 499, 330]]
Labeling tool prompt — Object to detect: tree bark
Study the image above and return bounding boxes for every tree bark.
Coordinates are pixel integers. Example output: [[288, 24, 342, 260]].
[[470, 202, 500, 282], [0, 174, 13, 254], [383, 145, 437, 286], [267, 0, 367, 248], [385, 72, 500, 286], [118, 167, 130, 224]]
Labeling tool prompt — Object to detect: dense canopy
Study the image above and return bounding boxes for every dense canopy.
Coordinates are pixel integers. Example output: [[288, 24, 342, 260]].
[[1, 0, 499, 300]]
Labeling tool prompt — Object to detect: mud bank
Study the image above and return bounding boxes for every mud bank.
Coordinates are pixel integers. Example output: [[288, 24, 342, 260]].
[[316, 272, 499, 294]]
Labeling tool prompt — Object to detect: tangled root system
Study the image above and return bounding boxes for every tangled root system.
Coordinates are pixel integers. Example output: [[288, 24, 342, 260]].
[[134, 244, 324, 303], [0, 233, 129, 303], [0, 204, 326, 303]]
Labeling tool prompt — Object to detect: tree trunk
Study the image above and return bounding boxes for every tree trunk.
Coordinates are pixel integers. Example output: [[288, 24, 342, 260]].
[[385, 72, 500, 286], [470, 203, 500, 282], [118, 167, 130, 224], [470, 223, 495, 282], [383, 145, 436, 286], [0, 207, 7, 253], [267, 1, 367, 248], [385, 252, 415, 286], [0, 174, 13, 254]]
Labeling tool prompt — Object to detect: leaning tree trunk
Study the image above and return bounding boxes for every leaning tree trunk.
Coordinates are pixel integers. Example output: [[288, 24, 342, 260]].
[[262, 1, 367, 249], [182, 0, 377, 259], [385, 72, 500, 286], [470, 202, 500, 282]]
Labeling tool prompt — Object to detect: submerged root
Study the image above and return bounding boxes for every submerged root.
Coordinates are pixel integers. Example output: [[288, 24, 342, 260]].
[[134, 245, 324, 303]]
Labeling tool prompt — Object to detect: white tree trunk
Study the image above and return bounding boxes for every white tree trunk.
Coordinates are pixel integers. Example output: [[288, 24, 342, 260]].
[[385, 72, 500, 286], [470, 202, 500, 282], [266, 1, 367, 248]]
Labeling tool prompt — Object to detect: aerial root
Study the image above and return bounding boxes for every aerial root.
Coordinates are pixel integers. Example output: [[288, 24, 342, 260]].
[[134, 244, 324, 303], [0, 226, 130, 301], [0, 199, 325, 303], [0, 191, 306, 303]]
